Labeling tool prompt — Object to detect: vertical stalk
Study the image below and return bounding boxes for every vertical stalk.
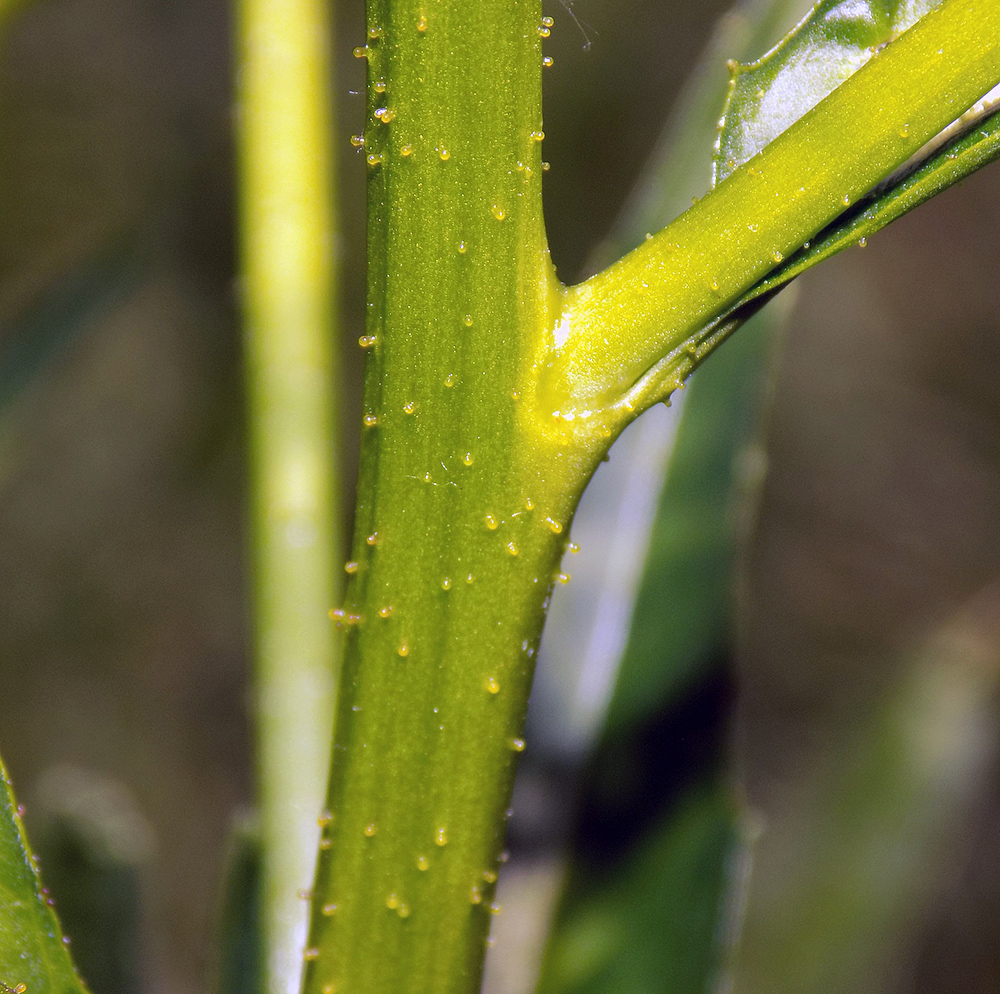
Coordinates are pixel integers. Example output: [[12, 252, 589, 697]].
[[304, 3, 598, 993], [236, 1, 340, 992]]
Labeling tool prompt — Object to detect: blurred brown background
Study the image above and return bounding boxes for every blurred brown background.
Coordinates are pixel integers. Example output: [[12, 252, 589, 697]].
[[1, 0, 998, 992]]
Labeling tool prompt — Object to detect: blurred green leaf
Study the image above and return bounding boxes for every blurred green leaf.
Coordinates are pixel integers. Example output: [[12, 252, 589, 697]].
[[0, 759, 90, 994], [539, 787, 735, 994], [216, 817, 263, 994], [30, 767, 149, 994], [714, 0, 939, 185], [0, 244, 138, 413], [730, 624, 1000, 994], [604, 313, 775, 737]]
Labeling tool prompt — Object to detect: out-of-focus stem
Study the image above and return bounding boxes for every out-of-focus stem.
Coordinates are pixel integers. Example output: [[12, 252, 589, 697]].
[[236, 0, 341, 991]]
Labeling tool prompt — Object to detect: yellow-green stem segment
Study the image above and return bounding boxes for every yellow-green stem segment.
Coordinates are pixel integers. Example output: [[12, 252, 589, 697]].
[[545, 0, 1000, 414], [303, 3, 590, 993], [237, 0, 340, 991]]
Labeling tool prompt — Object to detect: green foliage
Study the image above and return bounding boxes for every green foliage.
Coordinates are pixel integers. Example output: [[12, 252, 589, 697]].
[[540, 787, 735, 994], [0, 761, 89, 994], [216, 819, 263, 994], [28, 768, 147, 994], [604, 320, 775, 735], [731, 645, 1000, 993], [715, 0, 940, 184]]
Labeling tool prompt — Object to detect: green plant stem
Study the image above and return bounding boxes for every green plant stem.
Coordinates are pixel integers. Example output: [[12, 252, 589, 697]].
[[545, 0, 1000, 414], [236, 0, 340, 990], [303, 4, 592, 993]]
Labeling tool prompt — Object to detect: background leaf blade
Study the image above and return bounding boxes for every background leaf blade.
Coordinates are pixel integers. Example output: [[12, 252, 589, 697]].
[[714, 0, 939, 185], [0, 759, 90, 994]]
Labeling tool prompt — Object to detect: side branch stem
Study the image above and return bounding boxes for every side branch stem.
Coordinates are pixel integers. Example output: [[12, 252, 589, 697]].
[[542, 0, 1000, 413]]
